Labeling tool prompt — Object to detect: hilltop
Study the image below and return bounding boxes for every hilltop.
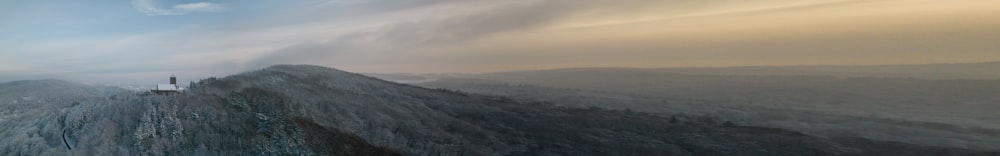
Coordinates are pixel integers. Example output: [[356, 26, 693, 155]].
[[1, 65, 996, 155]]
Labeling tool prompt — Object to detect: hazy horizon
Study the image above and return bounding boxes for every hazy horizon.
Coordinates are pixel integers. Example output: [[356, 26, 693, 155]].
[[3, 0, 1000, 83], [7, 60, 1000, 85], [3, 1, 1000, 154]]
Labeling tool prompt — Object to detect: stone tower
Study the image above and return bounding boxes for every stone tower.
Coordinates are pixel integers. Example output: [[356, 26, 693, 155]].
[[170, 74, 177, 85]]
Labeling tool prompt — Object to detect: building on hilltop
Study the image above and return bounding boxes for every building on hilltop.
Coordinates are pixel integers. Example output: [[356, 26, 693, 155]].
[[152, 74, 184, 95]]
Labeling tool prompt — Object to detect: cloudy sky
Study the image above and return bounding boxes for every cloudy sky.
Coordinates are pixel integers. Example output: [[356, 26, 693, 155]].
[[2, 0, 1000, 83]]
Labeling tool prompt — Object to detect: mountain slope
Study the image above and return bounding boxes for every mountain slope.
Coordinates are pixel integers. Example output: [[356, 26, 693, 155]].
[[2, 65, 997, 155], [0, 79, 125, 155], [178, 65, 1000, 155]]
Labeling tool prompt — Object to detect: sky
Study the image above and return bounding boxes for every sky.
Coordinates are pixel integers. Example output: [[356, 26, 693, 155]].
[[2, 0, 1000, 83]]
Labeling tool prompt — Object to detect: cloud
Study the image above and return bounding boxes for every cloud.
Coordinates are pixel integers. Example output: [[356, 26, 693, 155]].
[[245, 42, 347, 69], [7, 0, 1000, 82], [173, 2, 225, 12], [132, 0, 224, 15], [369, 1, 572, 47], [0, 63, 18, 73], [243, 0, 656, 67]]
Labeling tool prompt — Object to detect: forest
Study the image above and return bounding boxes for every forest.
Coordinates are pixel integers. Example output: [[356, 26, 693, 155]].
[[0, 65, 997, 155]]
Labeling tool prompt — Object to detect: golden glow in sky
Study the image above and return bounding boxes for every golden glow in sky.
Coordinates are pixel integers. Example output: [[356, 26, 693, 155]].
[[2, 0, 999, 81]]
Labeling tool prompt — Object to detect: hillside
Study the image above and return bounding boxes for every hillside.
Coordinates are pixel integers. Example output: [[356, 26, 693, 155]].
[[412, 67, 1000, 150], [0, 79, 123, 155], [1, 65, 997, 155]]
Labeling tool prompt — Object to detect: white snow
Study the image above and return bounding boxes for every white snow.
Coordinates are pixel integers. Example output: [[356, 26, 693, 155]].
[[156, 84, 178, 91]]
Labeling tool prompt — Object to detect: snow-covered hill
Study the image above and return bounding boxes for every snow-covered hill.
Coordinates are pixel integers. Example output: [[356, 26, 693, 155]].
[[1, 65, 996, 155]]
